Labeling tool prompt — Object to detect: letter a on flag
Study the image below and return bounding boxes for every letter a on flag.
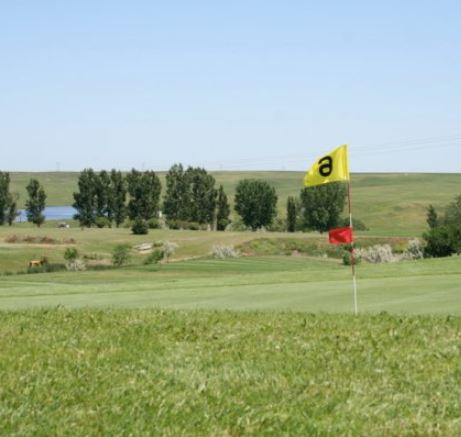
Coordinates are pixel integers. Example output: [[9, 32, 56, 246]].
[[304, 144, 349, 187], [329, 227, 353, 244]]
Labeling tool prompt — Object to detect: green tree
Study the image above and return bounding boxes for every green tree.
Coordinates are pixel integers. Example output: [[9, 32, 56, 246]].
[[163, 164, 191, 221], [0, 172, 13, 225], [186, 167, 217, 225], [126, 169, 162, 221], [6, 192, 19, 226], [426, 205, 438, 229], [443, 195, 461, 226], [299, 182, 347, 232], [216, 185, 230, 231], [73, 169, 98, 227], [25, 179, 47, 227], [286, 196, 297, 232], [423, 225, 461, 258], [94, 170, 111, 222], [234, 179, 278, 231], [109, 169, 127, 227]]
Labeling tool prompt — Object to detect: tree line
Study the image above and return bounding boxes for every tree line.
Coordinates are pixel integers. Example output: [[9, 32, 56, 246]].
[[0, 167, 352, 233], [0, 172, 47, 227]]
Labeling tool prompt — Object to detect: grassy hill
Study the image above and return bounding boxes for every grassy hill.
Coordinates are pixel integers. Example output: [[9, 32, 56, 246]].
[[9, 171, 461, 235]]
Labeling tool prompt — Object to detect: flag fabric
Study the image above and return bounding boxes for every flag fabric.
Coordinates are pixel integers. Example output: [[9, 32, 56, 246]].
[[304, 144, 349, 187], [329, 226, 353, 244]]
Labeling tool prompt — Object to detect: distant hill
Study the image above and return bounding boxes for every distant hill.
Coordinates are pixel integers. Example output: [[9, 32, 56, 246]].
[[9, 171, 461, 236]]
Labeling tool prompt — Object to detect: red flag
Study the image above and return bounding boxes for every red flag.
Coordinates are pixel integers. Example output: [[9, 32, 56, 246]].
[[329, 226, 353, 244]]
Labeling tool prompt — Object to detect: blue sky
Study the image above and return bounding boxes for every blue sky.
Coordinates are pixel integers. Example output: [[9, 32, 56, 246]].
[[1, 0, 460, 172]]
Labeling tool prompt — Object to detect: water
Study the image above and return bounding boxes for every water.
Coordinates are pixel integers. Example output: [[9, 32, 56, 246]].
[[17, 206, 77, 222]]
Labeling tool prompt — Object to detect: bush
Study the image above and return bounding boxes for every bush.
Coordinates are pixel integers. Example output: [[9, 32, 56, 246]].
[[166, 220, 205, 230], [163, 241, 178, 262], [423, 225, 461, 258], [212, 245, 240, 259], [112, 244, 131, 267], [147, 218, 160, 229], [131, 218, 149, 235], [95, 217, 111, 228], [402, 239, 424, 260], [267, 218, 286, 232], [64, 247, 79, 262], [66, 259, 87, 271], [356, 244, 396, 263], [27, 263, 66, 274], [342, 250, 362, 266], [144, 249, 164, 265]]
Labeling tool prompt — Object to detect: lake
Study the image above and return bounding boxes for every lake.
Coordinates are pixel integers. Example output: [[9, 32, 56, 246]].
[[17, 206, 76, 222]]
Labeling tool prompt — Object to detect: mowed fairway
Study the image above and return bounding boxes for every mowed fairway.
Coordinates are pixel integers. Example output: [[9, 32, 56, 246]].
[[1, 255, 461, 315]]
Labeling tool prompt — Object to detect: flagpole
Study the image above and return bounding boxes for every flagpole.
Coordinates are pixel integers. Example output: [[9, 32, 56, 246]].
[[347, 179, 358, 315]]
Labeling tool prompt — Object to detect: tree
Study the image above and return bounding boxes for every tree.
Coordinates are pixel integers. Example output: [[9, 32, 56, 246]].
[[25, 179, 47, 227], [234, 179, 278, 230], [426, 205, 438, 229], [0, 172, 13, 225], [73, 169, 98, 227], [94, 170, 111, 222], [186, 167, 217, 225], [109, 169, 127, 227], [6, 192, 19, 226], [443, 195, 461, 226], [216, 185, 230, 231], [286, 196, 297, 232], [299, 182, 347, 232], [423, 225, 461, 258], [126, 169, 162, 221], [163, 164, 191, 221]]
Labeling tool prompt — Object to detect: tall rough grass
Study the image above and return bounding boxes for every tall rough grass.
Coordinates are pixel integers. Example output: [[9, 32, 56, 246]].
[[1, 309, 460, 435]]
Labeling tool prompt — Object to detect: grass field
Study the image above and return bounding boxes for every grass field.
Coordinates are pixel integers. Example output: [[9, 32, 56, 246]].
[[2, 179, 461, 434], [9, 171, 461, 235], [1, 309, 460, 435]]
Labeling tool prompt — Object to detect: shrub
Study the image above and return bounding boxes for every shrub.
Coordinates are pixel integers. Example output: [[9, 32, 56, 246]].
[[212, 245, 240, 259], [356, 244, 396, 263], [66, 259, 87, 271], [144, 249, 164, 265], [402, 239, 424, 260], [267, 218, 286, 232], [64, 247, 79, 262], [131, 218, 149, 235], [163, 241, 178, 262], [342, 250, 362, 266], [423, 225, 461, 258], [147, 218, 160, 229], [95, 217, 111, 228], [5, 235, 18, 243], [112, 244, 131, 267], [27, 263, 66, 274], [166, 220, 205, 230]]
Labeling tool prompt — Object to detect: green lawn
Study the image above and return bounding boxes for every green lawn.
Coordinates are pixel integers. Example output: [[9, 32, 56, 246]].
[[1, 255, 460, 315], [9, 171, 461, 235]]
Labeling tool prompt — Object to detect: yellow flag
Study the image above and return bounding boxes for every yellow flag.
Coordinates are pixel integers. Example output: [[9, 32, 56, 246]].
[[304, 144, 349, 187]]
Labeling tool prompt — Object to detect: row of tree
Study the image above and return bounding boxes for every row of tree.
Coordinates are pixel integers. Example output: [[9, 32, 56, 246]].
[[71, 166, 233, 232], [1, 166, 350, 233], [0, 172, 47, 226]]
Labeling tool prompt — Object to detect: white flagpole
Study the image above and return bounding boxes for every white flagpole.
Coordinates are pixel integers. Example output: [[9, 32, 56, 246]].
[[347, 179, 358, 315]]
